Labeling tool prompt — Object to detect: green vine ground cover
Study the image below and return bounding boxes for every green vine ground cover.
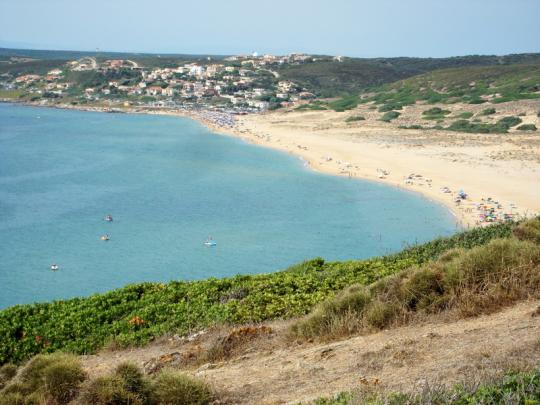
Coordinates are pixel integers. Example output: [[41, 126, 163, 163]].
[[0, 223, 514, 364]]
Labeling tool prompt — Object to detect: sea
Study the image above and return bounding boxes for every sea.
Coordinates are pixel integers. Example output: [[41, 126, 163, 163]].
[[0, 103, 458, 308]]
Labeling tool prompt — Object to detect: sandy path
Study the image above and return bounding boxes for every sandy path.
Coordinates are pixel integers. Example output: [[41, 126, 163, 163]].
[[82, 300, 540, 404]]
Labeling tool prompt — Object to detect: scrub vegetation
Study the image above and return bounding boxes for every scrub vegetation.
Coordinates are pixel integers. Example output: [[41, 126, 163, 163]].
[[0, 356, 213, 405], [345, 115, 365, 122], [380, 111, 401, 122], [277, 54, 540, 97], [361, 64, 540, 109], [312, 368, 540, 405], [290, 220, 540, 341]]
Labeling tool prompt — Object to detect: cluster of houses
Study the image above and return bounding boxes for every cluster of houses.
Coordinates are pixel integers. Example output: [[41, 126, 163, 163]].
[[3, 52, 321, 111]]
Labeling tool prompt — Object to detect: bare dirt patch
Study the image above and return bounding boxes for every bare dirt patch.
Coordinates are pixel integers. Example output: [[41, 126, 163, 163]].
[[81, 300, 540, 404]]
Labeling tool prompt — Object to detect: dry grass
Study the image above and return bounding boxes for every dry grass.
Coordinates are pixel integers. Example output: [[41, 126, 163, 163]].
[[0, 364, 17, 391], [291, 220, 540, 341], [152, 369, 213, 405], [0, 355, 214, 404], [202, 325, 273, 363], [513, 217, 540, 244], [0, 353, 86, 405]]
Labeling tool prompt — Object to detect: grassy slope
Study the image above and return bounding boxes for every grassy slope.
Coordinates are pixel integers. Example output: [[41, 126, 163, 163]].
[[0, 223, 514, 364], [366, 63, 540, 106]]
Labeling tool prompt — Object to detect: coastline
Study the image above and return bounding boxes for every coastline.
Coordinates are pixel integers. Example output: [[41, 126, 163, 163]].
[[4, 100, 539, 228], [197, 108, 540, 229]]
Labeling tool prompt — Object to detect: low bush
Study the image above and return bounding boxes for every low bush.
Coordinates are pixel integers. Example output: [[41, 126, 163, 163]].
[[480, 107, 496, 115], [0, 353, 86, 404], [422, 107, 451, 120], [380, 111, 400, 122], [457, 112, 473, 119], [398, 124, 423, 129], [328, 95, 360, 112], [497, 116, 522, 128], [0, 364, 17, 390], [152, 370, 212, 405], [517, 124, 537, 131], [295, 102, 327, 111], [513, 217, 540, 244], [447, 119, 508, 134], [345, 115, 365, 122], [378, 102, 403, 112], [114, 362, 152, 400], [79, 363, 211, 405], [468, 98, 487, 104], [80, 375, 144, 405], [290, 285, 371, 340], [291, 220, 540, 341]]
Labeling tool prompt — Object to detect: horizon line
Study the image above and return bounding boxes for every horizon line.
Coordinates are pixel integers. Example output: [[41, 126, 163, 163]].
[[2, 45, 540, 60]]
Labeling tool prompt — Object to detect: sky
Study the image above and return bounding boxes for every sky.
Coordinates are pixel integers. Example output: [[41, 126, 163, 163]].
[[1, 0, 539, 57]]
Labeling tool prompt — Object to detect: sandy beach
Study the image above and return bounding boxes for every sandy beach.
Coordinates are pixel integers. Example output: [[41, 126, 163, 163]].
[[208, 101, 540, 228], [8, 99, 540, 228]]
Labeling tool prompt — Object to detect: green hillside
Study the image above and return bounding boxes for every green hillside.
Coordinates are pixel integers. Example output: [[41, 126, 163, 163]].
[[314, 63, 540, 112], [278, 54, 540, 97], [366, 63, 540, 107]]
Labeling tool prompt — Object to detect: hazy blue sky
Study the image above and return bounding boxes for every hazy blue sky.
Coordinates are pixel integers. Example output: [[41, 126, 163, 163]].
[[1, 0, 539, 57]]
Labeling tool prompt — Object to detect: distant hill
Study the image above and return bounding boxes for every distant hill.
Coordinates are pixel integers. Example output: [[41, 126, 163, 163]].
[[0, 47, 227, 62], [0, 47, 227, 73], [365, 63, 540, 107], [278, 54, 540, 97]]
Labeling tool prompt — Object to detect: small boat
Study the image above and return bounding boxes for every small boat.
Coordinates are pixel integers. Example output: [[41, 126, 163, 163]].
[[204, 237, 216, 247], [100, 235, 110, 241], [50, 264, 59, 271], [104, 215, 113, 222]]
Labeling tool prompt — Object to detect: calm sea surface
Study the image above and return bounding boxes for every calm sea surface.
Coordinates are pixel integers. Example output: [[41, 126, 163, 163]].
[[0, 104, 457, 308]]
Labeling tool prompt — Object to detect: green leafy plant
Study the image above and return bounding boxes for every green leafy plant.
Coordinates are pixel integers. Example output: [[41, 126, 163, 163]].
[[447, 119, 508, 134], [380, 111, 400, 122], [422, 107, 451, 120], [328, 95, 360, 112], [480, 107, 496, 115], [517, 124, 537, 131], [497, 116, 522, 129]]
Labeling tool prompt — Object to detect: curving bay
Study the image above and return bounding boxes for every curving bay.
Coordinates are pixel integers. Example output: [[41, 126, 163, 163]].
[[0, 104, 457, 308]]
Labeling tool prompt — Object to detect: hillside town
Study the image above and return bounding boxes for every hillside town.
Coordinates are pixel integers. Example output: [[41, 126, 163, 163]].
[[0, 53, 325, 113]]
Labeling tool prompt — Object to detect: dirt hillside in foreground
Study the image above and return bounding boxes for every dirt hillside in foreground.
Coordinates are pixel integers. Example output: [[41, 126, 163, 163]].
[[82, 300, 540, 404]]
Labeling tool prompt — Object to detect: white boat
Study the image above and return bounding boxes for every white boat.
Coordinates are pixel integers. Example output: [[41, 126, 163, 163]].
[[204, 237, 217, 246], [50, 264, 59, 271], [104, 215, 113, 222], [100, 235, 110, 241]]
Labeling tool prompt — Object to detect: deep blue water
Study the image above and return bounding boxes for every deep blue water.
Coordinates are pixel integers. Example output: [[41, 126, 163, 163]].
[[0, 104, 458, 308]]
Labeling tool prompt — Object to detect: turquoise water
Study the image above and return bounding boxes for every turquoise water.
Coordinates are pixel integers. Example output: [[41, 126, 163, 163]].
[[0, 104, 457, 308]]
